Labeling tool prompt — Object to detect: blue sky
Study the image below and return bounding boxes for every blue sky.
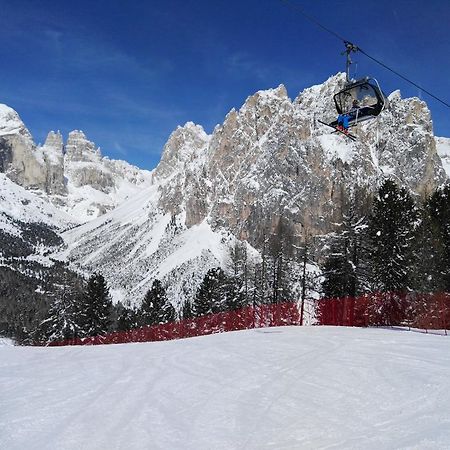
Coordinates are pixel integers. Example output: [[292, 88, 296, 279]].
[[1, 0, 449, 169]]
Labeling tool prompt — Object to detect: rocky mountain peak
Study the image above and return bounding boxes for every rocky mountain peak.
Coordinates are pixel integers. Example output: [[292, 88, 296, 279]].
[[154, 121, 209, 180], [242, 84, 289, 109], [295, 72, 346, 124], [237, 84, 292, 132], [65, 130, 101, 163], [0, 109, 152, 220], [0, 104, 45, 189], [39, 130, 66, 195], [43, 131, 64, 153], [0, 104, 33, 141]]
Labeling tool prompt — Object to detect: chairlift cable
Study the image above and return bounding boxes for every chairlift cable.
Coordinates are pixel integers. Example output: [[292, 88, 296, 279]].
[[278, 0, 348, 42], [357, 49, 450, 108], [279, 0, 450, 109]]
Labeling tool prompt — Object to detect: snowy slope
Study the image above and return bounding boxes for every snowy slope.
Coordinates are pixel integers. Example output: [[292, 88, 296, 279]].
[[0, 173, 74, 231], [56, 167, 153, 223], [0, 173, 78, 298], [1, 327, 449, 449], [59, 179, 234, 305]]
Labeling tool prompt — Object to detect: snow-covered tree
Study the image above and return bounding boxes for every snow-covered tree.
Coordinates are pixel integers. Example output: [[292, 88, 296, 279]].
[[79, 273, 113, 337], [140, 279, 175, 325], [368, 180, 417, 292], [322, 202, 369, 299], [225, 241, 248, 311], [193, 268, 227, 316], [423, 185, 450, 292], [40, 292, 81, 343], [115, 303, 138, 331], [181, 300, 194, 320], [267, 217, 294, 304], [367, 180, 417, 324]]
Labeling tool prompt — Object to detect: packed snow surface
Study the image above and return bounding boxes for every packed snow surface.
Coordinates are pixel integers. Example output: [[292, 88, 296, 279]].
[[1, 327, 449, 449]]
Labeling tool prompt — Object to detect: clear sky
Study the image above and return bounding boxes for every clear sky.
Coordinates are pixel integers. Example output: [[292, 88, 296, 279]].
[[1, 0, 449, 169]]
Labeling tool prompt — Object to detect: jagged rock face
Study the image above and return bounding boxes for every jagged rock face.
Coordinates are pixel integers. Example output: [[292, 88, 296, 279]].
[[40, 131, 66, 195], [0, 134, 47, 190], [206, 85, 307, 240], [155, 122, 210, 227], [0, 105, 47, 191], [154, 122, 209, 180], [59, 74, 449, 307], [0, 104, 33, 141], [436, 137, 450, 176], [65, 130, 101, 162], [154, 74, 445, 244], [0, 109, 152, 221], [373, 92, 443, 196], [64, 130, 114, 193]]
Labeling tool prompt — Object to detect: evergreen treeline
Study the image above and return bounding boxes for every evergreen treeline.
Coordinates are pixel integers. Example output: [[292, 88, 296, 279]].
[[320, 180, 450, 325], [0, 214, 320, 343], [3, 179, 449, 344]]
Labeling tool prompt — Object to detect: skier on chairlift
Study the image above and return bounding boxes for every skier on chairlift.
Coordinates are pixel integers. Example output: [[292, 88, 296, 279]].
[[337, 99, 360, 133]]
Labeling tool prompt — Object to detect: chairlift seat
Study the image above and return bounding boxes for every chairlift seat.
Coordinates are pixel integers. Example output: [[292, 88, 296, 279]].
[[331, 77, 388, 127]]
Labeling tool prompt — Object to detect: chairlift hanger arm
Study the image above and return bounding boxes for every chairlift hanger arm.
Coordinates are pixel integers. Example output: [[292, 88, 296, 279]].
[[343, 41, 359, 83]]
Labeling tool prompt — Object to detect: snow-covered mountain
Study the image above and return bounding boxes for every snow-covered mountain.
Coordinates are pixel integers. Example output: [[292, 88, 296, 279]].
[[0, 105, 152, 224], [1, 73, 449, 309], [59, 73, 448, 307], [0, 104, 153, 321]]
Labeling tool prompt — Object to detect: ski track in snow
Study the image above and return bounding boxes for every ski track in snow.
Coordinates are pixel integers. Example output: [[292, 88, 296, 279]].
[[1, 327, 450, 450]]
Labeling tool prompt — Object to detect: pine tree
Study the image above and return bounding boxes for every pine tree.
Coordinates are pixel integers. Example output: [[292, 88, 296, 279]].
[[193, 268, 227, 317], [424, 185, 450, 291], [368, 180, 417, 324], [79, 273, 113, 337], [224, 277, 245, 312], [267, 217, 294, 304], [116, 303, 138, 331], [411, 201, 443, 293], [140, 279, 175, 326], [322, 246, 355, 298], [181, 300, 194, 320], [298, 232, 309, 325], [225, 241, 248, 311], [368, 180, 417, 293], [253, 233, 270, 305], [322, 205, 368, 299], [40, 291, 82, 342]]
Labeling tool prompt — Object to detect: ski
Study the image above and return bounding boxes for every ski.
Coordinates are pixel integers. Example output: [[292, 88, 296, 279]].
[[317, 120, 357, 141]]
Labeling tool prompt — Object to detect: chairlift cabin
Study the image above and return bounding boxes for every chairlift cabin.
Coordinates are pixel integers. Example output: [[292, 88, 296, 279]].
[[331, 77, 388, 127], [327, 42, 389, 130]]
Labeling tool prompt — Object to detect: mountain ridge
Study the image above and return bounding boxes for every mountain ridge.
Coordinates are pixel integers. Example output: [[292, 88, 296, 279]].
[[0, 73, 449, 308], [56, 73, 448, 306]]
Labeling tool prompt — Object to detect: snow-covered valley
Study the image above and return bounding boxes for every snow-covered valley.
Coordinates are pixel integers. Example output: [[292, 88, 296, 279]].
[[1, 327, 449, 450]]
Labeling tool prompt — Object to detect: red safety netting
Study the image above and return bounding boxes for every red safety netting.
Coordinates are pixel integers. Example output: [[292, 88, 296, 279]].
[[317, 292, 450, 331], [48, 302, 301, 347]]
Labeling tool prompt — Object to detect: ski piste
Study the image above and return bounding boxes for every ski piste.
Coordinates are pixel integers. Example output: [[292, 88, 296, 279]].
[[318, 120, 357, 141]]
